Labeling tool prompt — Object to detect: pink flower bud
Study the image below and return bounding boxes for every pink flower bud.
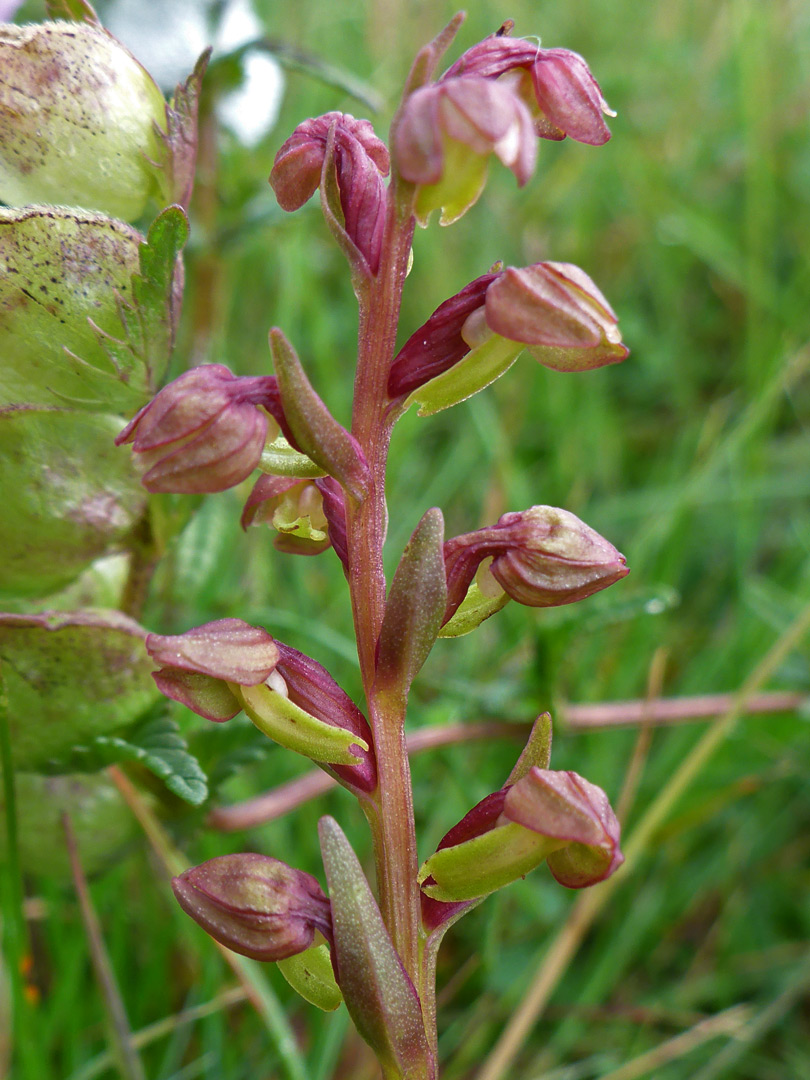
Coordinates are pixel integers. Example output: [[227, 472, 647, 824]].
[[445, 36, 614, 145], [394, 77, 536, 225], [388, 262, 627, 408], [488, 506, 628, 607], [270, 113, 389, 273], [505, 768, 624, 888], [530, 49, 615, 146], [172, 853, 333, 962], [146, 618, 279, 721], [419, 767, 623, 902], [443, 505, 628, 619], [485, 262, 628, 370], [116, 365, 282, 493], [241, 475, 331, 555]]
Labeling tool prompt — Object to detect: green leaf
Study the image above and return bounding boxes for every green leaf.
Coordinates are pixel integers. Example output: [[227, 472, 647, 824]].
[[318, 817, 434, 1077], [0, 610, 160, 771], [0, 209, 150, 412], [44, 0, 101, 24], [97, 206, 189, 397], [48, 714, 208, 806], [0, 407, 147, 599]]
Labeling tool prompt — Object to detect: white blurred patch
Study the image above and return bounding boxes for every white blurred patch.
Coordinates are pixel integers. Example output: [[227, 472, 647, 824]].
[[0, 0, 24, 20], [218, 51, 284, 147], [104, 0, 284, 145]]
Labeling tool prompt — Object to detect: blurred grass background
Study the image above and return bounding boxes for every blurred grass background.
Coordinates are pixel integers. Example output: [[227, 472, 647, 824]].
[[6, 0, 810, 1077]]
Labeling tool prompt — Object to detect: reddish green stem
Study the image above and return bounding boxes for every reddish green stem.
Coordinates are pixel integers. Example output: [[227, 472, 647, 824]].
[[345, 181, 419, 984]]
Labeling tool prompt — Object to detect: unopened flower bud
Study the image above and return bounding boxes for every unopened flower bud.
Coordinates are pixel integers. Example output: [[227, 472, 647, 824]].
[[485, 262, 628, 371], [0, 21, 167, 220], [388, 262, 627, 414], [116, 364, 282, 493], [419, 767, 623, 902], [488, 506, 628, 607], [443, 505, 628, 619], [270, 112, 389, 273], [146, 618, 280, 721], [394, 77, 536, 226], [172, 853, 333, 962], [445, 36, 615, 146], [241, 475, 331, 555]]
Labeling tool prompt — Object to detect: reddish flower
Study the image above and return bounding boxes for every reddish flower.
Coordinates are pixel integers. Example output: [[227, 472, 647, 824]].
[[116, 365, 282, 493], [173, 853, 333, 962]]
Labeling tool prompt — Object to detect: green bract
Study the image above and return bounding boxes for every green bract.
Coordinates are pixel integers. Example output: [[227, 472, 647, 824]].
[[0, 208, 145, 412], [0, 206, 184, 414]]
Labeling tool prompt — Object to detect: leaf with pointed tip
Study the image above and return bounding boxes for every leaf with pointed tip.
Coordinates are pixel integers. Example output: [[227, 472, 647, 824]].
[[376, 508, 447, 699], [506, 713, 553, 784], [158, 51, 211, 209], [318, 817, 434, 1078], [269, 328, 369, 499], [97, 206, 188, 396]]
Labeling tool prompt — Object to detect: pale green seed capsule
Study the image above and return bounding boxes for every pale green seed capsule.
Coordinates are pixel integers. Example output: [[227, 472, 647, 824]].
[[0, 21, 168, 220]]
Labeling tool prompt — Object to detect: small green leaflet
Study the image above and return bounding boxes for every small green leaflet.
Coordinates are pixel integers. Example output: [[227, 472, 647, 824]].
[[45, 714, 208, 806], [97, 206, 190, 395]]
